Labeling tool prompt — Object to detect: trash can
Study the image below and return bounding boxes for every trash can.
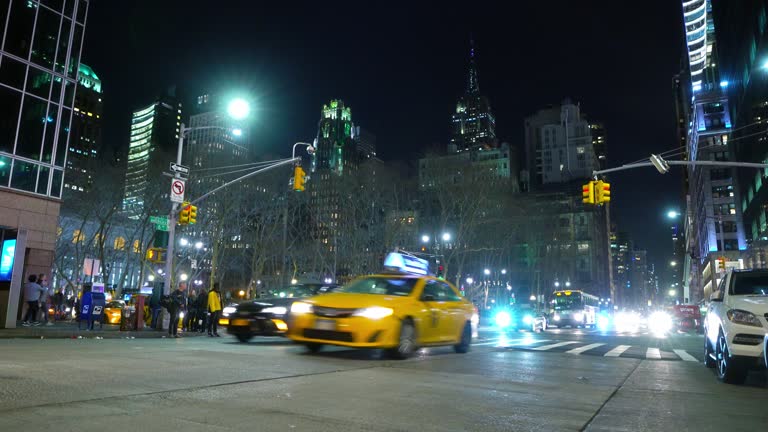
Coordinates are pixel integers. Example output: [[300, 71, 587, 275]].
[[120, 307, 137, 331]]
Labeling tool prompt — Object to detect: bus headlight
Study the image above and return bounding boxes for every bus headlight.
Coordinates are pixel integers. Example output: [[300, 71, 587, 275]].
[[573, 313, 584, 322]]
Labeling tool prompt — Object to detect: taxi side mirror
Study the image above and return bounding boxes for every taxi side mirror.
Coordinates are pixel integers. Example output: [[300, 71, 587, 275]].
[[710, 291, 723, 302], [421, 294, 435, 302]]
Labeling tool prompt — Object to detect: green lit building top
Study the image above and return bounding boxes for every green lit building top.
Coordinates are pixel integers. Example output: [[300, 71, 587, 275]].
[[313, 99, 357, 175]]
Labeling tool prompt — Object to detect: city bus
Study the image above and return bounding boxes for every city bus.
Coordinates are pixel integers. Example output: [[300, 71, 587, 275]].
[[550, 290, 599, 328]]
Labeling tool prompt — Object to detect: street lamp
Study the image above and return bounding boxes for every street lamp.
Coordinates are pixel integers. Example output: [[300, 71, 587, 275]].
[[529, 295, 536, 301], [484, 268, 491, 276], [147, 275, 155, 282], [565, 281, 571, 287], [668, 289, 677, 297], [554, 281, 560, 287], [466, 277, 474, 284], [667, 210, 680, 219], [227, 98, 250, 120], [421, 235, 430, 243], [195, 241, 203, 249], [670, 261, 677, 267], [442, 232, 451, 242], [501, 269, 507, 275], [291, 278, 298, 285], [180, 273, 188, 282], [179, 238, 189, 247]]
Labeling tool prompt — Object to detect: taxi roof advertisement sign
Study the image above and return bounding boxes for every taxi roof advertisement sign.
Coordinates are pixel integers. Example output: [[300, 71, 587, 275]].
[[384, 252, 429, 275]]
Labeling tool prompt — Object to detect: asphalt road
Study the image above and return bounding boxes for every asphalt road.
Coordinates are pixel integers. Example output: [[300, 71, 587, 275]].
[[0, 328, 765, 432]]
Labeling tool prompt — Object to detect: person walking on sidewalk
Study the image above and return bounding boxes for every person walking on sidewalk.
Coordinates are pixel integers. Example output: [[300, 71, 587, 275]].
[[184, 290, 197, 332], [196, 288, 208, 333], [22, 275, 46, 326], [37, 274, 52, 325], [207, 283, 222, 337], [168, 282, 186, 338]]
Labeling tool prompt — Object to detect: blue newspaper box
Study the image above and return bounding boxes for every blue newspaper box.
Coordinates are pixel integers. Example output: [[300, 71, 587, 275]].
[[79, 291, 106, 330]]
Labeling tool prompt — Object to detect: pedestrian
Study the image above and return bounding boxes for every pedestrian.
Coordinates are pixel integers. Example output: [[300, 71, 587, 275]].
[[37, 274, 52, 325], [207, 283, 222, 337], [52, 289, 64, 320], [168, 281, 186, 338], [149, 292, 162, 329], [22, 274, 46, 326], [184, 290, 197, 331], [196, 288, 208, 332]]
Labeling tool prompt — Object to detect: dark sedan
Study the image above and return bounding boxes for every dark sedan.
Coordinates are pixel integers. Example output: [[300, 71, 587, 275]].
[[226, 284, 339, 342]]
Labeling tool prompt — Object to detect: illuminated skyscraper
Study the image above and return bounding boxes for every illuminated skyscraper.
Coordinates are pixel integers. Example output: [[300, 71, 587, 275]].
[[312, 100, 357, 175], [63, 63, 102, 194], [448, 39, 496, 153], [122, 92, 182, 217]]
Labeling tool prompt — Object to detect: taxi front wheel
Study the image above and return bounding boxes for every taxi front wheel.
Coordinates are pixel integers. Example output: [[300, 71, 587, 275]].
[[305, 343, 323, 353], [389, 319, 416, 359]]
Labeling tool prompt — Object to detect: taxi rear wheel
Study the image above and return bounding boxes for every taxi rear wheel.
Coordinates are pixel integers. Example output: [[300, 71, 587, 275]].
[[454, 322, 471, 353], [389, 319, 416, 359], [305, 343, 323, 353], [236, 333, 253, 343]]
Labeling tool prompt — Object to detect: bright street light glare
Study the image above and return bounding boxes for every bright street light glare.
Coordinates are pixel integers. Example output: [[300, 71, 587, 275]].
[[232, 128, 243, 137], [554, 281, 560, 287], [421, 235, 430, 243], [529, 295, 536, 301], [668, 289, 677, 297], [227, 98, 250, 120], [195, 241, 203, 249], [179, 238, 189, 247], [670, 261, 677, 267], [147, 275, 155, 281], [565, 281, 571, 287], [484, 268, 491, 275], [180, 273, 188, 281], [442, 232, 451, 242], [466, 277, 474, 284], [501, 269, 507, 275], [667, 210, 679, 219]]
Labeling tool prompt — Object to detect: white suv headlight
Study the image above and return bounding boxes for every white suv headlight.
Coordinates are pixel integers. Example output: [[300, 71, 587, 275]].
[[353, 307, 393, 320], [222, 306, 236, 316], [262, 306, 287, 315], [290, 302, 313, 314], [726, 309, 763, 327]]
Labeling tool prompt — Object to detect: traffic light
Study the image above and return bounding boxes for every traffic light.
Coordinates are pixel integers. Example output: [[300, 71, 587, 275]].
[[146, 248, 165, 263], [179, 202, 190, 225], [596, 180, 611, 204], [188, 205, 198, 225], [437, 265, 445, 279], [293, 165, 306, 192], [717, 257, 726, 272], [582, 181, 595, 204]]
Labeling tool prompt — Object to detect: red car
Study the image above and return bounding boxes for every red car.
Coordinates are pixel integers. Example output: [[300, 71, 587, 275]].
[[671, 305, 702, 333]]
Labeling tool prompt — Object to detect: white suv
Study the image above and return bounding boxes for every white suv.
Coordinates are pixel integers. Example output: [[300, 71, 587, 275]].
[[704, 270, 768, 384]]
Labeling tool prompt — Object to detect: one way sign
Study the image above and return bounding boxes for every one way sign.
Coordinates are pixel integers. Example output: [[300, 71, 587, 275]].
[[170, 163, 190, 175]]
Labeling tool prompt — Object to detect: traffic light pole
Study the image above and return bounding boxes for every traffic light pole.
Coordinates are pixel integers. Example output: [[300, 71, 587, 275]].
[[163, 126, 186, 296], [592, 159, 768, 177]]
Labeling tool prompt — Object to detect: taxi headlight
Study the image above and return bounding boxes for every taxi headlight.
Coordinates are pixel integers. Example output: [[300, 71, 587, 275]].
[[522, 315, 534, 325], [495, 311, 512, 328], [262, 306, 287, 315], [222, 306, 237, 316], [353, 307, 394, 320], [727, 309, 762, 327], [291, 302, 313, 314]]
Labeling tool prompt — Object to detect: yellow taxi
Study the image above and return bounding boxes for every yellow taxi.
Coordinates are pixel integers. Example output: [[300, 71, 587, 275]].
[[287, 253, 476, 358], [103, 300, 125, 324]]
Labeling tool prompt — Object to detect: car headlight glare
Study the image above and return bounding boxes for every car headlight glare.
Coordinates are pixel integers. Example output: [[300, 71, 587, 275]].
[[353, 307, 393, 320], [522, 315, 534, 325], [495, 311, 512, 328], [262, 306, 288, 315], [290, 302, 313, 314], [573, 313, 584, 322], [648, 311, 673, 335], [727, 309, 762, 327], [553, 314, 561, 321], [222, 306, 237, 316]]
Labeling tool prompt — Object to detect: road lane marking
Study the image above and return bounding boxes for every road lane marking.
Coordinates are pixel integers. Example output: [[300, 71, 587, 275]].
[[673, 349, 698, 362], [510, 339, 551, 346], [565, 343, 605, 355], [532, 341, 579, 351], [646, 348, 661, 359], [604, 345, 631, 357]]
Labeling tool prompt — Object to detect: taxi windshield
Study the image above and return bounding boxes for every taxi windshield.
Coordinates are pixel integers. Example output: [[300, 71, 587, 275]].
[[339, 277, 418, 296], [266, 286, 317, 298]]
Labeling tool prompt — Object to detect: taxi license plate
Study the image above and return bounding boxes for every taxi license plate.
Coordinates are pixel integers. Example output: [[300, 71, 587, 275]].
[[231, 319, 249, 326], [314, 319, 336, 330]]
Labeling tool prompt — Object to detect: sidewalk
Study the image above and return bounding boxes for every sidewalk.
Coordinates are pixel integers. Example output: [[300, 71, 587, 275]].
[[0, 321, 206, 339]]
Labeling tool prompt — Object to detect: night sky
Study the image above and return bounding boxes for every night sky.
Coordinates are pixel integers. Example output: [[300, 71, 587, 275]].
[[85, 0, 685, 274]]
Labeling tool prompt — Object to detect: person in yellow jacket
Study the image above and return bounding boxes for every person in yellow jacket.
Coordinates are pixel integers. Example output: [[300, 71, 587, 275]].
[[207, 283, 223, 337]]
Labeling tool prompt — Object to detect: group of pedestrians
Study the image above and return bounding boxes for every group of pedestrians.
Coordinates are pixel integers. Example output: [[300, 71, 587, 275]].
[[165, 282, 224, 338], [21, 273, 53, 326]]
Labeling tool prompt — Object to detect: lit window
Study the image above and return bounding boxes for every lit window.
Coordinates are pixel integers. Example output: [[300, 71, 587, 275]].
[[72, 230, 85, 244]]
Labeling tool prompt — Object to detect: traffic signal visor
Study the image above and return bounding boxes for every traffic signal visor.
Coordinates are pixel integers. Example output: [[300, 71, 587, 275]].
[[179, 202, 190, 224], [189, 205, 198, 224], [598, 181, 611, 204], [582, 181, 595, 204]]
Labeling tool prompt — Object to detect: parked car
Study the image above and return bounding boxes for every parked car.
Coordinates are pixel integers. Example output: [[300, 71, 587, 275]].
[[704, 269, 768, 384]]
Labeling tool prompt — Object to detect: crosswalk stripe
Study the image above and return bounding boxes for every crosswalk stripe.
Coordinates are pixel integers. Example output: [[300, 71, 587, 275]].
[[508, 339, 551, 346], [604, 345, 631, 357], [565, 343, 605, 354], [533, 341, 579, 351], [673, 349, 698, 362], [646, 348, 661, 359]]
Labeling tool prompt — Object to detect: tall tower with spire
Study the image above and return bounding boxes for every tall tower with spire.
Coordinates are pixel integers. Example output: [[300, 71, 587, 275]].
[[449, 38, 497, 153]]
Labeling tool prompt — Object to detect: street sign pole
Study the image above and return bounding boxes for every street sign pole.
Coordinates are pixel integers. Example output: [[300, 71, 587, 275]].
[[164, 125, 186, 298]]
